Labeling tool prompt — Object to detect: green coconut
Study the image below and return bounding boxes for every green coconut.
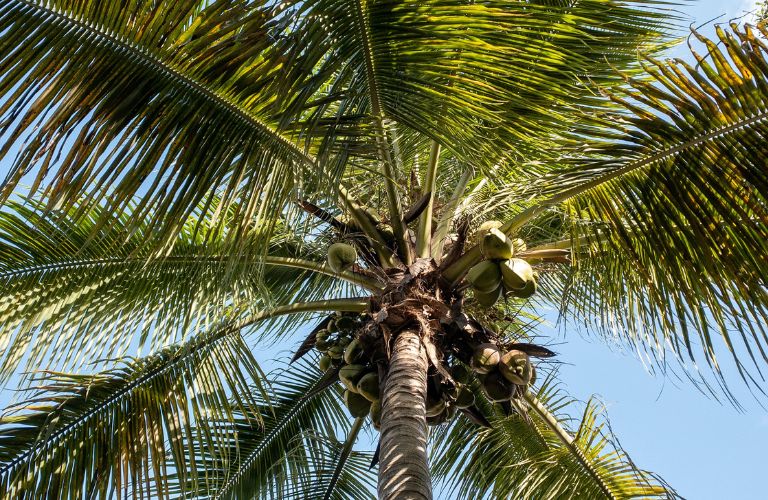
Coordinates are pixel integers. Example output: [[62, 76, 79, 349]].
[[471, 343, 501, 374], [475, 285, 502, 307], [344, 390, 371, 418], [315, 330, 331, 351], [378, 224, 396, 245], [466, 261, 502, 294], [509, 278, 537, 299], [326, 319, 338, 333], [319, 354, 332, 372], [476, 220, 503, 240], [482, 372, 515, 402], [369, 400, 382, 429], [511, 237, 527, 255], [426, 396, 446, 417], [427, 411, 448, 426], [451, 363, 472, 384], [339, 364, 367, 392], [500, 258, 534, 291], [529, 364, 537, 387], [337, 336, 352, 348], [335, 315, 357, 331], [327, 242, 357, 273], [343, 338, 364, 364], [327, 345, 344, 359], [455, 387, 475, 409], [482, 228, 514, 260], [499, 350, 532, 385], [356, 372, 380, 402]]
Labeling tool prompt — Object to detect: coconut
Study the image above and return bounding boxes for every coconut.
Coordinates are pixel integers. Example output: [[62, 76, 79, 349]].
[[327, 345, 344, 359], [426, 396, 446, 417], [378, 224, 396, 245], [327, 242, 357, 273], [343, 338, 364, 365], [509, 278, 536, 299], [319, 354, 332, 372], [443, 384, 460, 401], [466, 261, 502, 294], [455, 387, 475, 409], [499, 350, 532, 385], [482, 228, 514, 260], [475, 285, 502, 307], [315, 330, 331, 351], [471, 343, 500, 374], [529, 364, 537, 387], [369, 400, 382, 429], [427, 411, 448, 426], [335, 315, 357, 331], [356, 372, 380, 402], [451, 363, 472, 384], [339, 364, 367, 392], [482, 372, 515, 402], [511, 237, 527, 255], [500, 258, 534, 291], [476, 220, 503, 240], [344, 390, 371, 418]]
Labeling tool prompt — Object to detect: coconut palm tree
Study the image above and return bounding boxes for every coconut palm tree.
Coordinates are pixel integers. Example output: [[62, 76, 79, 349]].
[[0, 0, 767, 498]]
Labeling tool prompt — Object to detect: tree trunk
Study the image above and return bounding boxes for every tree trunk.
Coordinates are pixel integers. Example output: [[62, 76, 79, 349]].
[[377, 329, 433, 499]]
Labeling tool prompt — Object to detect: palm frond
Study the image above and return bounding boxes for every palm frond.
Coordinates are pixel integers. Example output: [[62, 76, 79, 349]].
[[0, 198, 368, 382], [430, 376, 675, 499], [514, 24, 768, 393], [0, 329, 265, 500], [287, 0, 672, 178], [190, 357, 375, 499], [0, 0, 325, 250]]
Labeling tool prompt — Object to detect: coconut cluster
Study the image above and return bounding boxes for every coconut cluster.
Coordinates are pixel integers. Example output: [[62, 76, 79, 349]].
[[471, 343, 535, 402], [466, 221, 537, 307], [422, 363, 474, 427], [315, 313, 383, 428]]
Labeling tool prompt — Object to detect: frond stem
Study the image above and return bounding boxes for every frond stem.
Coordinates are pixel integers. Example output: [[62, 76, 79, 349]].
[[321, 417, 365, 500], [416, 141, 442, 259], [352, 0, 411, 264], [524, 392, 617, 500], [215, 370, 339, 498], [0, 255, 384, 291]]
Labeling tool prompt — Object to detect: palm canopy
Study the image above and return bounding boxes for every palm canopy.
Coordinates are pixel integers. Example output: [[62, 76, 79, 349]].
[[0, 0, 766, 498]]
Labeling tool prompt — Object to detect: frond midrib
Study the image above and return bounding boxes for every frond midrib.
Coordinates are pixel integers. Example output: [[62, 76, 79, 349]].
[[215, 372, 335, 498], [504, 108, 768, 235], [0, 254, 383, 290], [13, 0, 314, 167]]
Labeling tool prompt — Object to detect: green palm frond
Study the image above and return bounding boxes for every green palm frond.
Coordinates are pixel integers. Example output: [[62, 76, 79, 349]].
[[0, 0, 324, 250], [0, 198, 370, 382], [287, 0, 671, 172], [0, 328, 265, 500], [191, 357, 375, 499], [430, 377, 675, 499], [513, 23, 768, 392]]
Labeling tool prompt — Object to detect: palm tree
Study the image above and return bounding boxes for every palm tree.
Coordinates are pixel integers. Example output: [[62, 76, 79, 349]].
[[0, 0, 766, 498]]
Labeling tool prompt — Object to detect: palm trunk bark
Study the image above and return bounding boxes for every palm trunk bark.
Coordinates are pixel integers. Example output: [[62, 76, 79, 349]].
[[377, 329, 433, 499]]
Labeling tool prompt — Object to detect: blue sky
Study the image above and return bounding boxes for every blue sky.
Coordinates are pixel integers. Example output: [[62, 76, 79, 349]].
[[1, 1, 767, 498]]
